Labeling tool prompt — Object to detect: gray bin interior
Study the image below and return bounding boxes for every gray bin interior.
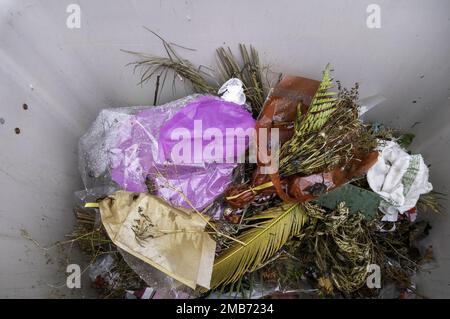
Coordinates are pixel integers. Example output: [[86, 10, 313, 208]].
[[0, 0, 449, 298]]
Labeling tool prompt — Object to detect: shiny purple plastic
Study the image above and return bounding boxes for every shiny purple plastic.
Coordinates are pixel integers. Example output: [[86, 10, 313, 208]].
[[111, 95, 255, 210]]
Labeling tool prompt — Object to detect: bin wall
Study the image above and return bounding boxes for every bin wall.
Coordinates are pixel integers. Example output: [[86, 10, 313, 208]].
[[1, 0, 449, 298]]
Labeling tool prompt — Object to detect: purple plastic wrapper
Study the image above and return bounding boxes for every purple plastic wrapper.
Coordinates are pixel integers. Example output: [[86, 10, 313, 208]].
[[109, 99, 189, 193], [110, 95, 255, 210], [158, 96, 255, 164], [152, 162, 237, 211]]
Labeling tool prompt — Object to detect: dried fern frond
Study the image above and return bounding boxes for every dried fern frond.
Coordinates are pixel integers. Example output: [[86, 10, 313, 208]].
[[210, 204, 308, 289], [278, 64, 340, 176], [297, 64, 337, 134], [278, 68, 377, 177], [216, 44, 266, 117], [279, 102, 361, 176]]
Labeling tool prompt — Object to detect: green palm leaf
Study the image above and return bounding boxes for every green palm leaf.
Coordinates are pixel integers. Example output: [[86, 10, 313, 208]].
[[210, 204, 308, 289]]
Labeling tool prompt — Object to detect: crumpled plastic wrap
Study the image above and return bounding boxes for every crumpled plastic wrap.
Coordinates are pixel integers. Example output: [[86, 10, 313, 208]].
[[79, 94, 255, 211], [153, 163, 236, 211], [218, 78, 246, 105], [79, 95, 197, 189], [88, 254, 119, 287], [158, 95, 255, 164], [156, 95, 255, 209], [74, 186, 120, 207]]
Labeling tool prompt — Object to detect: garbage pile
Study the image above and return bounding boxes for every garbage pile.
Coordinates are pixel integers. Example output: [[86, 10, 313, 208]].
[[71, 42, 443, 299]]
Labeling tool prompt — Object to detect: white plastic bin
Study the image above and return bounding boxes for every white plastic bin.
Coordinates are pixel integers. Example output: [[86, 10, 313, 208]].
[[0, 0, 449, 298]]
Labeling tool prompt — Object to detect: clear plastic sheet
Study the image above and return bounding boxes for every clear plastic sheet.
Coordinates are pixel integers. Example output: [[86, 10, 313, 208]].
[[74, 186, 120, 206], [79, 94, 255, 211], [120, 248, 196, 299], [88, 254, 119, 286], [118, 247, 176, 287], [79, 95, 198, 190]]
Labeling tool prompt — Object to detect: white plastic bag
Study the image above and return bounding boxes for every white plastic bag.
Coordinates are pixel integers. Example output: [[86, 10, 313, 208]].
[[367, 140, 433, 221]]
